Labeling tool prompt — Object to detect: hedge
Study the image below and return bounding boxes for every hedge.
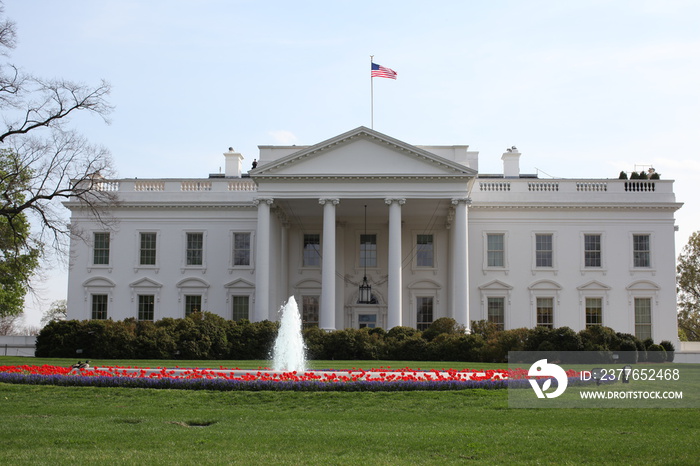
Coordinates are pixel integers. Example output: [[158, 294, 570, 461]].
[[36, 314, 654, 363]]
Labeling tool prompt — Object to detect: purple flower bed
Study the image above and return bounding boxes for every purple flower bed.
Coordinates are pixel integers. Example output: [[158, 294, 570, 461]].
[[0, 371, 513, 392]]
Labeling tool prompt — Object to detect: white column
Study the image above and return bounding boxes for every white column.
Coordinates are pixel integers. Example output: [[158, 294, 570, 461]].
[[254, 197, 273, 321], [451, 197, 470, 328], [335, 222, 346, 328], [386, 198, 405, 329], [319, 198, 339, 330], [280, 221, 289, 303]]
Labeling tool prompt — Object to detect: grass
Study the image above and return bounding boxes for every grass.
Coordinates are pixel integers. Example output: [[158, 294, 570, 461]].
[[1, 357, 699, 464]]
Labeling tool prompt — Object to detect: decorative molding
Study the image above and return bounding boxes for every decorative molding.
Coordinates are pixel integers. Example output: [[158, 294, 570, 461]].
[[253, 197, 274, 206]]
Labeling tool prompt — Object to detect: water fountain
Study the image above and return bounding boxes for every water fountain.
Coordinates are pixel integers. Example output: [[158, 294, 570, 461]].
[[271, 296, 307, 372]]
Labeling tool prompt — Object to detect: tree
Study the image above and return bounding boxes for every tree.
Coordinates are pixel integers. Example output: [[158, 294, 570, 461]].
[[41, 299, 67, 326], [677, 232, 700, 341], [0, 5, 116, 315], [0, 202, 38, 317], [0, 313, 19, 335]]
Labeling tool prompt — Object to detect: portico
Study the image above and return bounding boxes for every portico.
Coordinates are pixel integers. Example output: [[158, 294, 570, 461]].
[[250, 127, 477, 330]]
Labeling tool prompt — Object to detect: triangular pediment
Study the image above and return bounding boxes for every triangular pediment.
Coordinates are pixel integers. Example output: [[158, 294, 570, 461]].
[[251, 127, 477, 180], [479, 280, 513, 291], [129, 277, 163, 288], [224, 278, 255, 289], [577, 280, 611, 291]]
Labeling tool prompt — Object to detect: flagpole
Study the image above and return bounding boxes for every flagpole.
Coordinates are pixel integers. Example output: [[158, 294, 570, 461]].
[[370, 55, 374, 129]]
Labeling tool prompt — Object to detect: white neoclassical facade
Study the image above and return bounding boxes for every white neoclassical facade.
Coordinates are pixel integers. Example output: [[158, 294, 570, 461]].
[[65, 127, 683, 343]]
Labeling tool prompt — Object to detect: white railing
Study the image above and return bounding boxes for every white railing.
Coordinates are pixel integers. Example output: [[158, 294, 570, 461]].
[[576, 181, 607, 192], [134, 181, 165, 191], [180, 181, 212, 191], [479, 181, 511, 191], [94, 180, 120, 191], [472, 179, 675, 203], [528, 181, 559, 191], [624, 180, 656, 192], [228, 180, 258, 191]]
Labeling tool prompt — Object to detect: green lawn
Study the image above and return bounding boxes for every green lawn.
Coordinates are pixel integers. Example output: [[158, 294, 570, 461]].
[[1, 357, 699, 464]]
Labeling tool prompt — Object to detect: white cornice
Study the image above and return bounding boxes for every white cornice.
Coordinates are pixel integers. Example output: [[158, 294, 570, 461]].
[[252, 174, 472, 181]]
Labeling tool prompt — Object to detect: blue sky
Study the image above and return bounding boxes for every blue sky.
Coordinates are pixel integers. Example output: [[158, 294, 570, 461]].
[[6, 1, 699, 327]]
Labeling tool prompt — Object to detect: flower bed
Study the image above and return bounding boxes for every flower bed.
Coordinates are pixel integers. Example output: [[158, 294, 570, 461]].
[[0, 364, 591, 392]]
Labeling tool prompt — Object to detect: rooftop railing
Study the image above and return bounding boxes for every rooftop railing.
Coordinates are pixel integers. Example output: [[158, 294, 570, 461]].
[[476, 179, 668, 194], [93, 178, 259, 193]]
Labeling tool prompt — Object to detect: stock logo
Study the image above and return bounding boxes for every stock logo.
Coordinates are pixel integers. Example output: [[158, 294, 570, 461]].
[[527, 359, 568, 399]]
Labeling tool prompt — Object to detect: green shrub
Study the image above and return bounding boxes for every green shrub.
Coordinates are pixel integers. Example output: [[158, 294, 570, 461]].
[[659, 340, 675, 362], [386, 326, 418, 341], [469, 320, 500, 341], [481, 328, 528, 363], [426, 333, 461, 361], [422, 317, 462, 342], [618, 339, 639, 364], [647, 344, 667, 363], [579, 325, 619, 351], [388, 334, 428, 361], [303, 327, 328, 360], [134, 320, 177, 359]]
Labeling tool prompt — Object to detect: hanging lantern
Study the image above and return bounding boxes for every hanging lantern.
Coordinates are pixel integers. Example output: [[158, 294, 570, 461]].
[[358, 204, 372, 304], [359, 275, 372, 304]]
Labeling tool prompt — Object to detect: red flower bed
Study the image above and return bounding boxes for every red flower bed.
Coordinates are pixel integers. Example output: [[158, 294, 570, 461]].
[[0, 364, 519, 383]]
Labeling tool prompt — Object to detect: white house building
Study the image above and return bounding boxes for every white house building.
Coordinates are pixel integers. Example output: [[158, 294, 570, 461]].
[[65, 127, 683, 343]]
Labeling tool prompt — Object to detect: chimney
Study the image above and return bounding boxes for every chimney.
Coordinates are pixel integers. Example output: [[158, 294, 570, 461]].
[[501, 146, 521, 178], [224, 147, 244, 177]]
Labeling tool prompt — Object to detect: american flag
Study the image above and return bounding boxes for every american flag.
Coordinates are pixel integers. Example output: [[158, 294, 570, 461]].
[[371, 62, 397, 79]]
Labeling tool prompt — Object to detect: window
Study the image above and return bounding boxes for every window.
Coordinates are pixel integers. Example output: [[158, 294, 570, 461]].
[[487, 297, 505, 331], [487, 234, 505, 267], [302, 295, 319, 328], [535, 234, 553, 267], [634, 298, 652, 340], [233, 233, 251, 266], [416, 297, 433, 331], [416, 234, 434, 267], [536, 297, 554, 328], [139, 233, 157, 266], [585, 297, 602, 328], [633, 234, 651, 268], [93, 232, 110, 265], [360, 234, 377, 268], [231, 296, 249, 321], [303, 234, 321, 267], [91, 294, 108, 320], [184, 295, 202, 317], [584, 234, 601, 268], [138, 294, 155, 321], [359, 314, 377, 329], [186, 233, 204, 266]]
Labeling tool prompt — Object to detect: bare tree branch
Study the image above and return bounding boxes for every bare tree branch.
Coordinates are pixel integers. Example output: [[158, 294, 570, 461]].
[[0, 4, 118, 314]]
